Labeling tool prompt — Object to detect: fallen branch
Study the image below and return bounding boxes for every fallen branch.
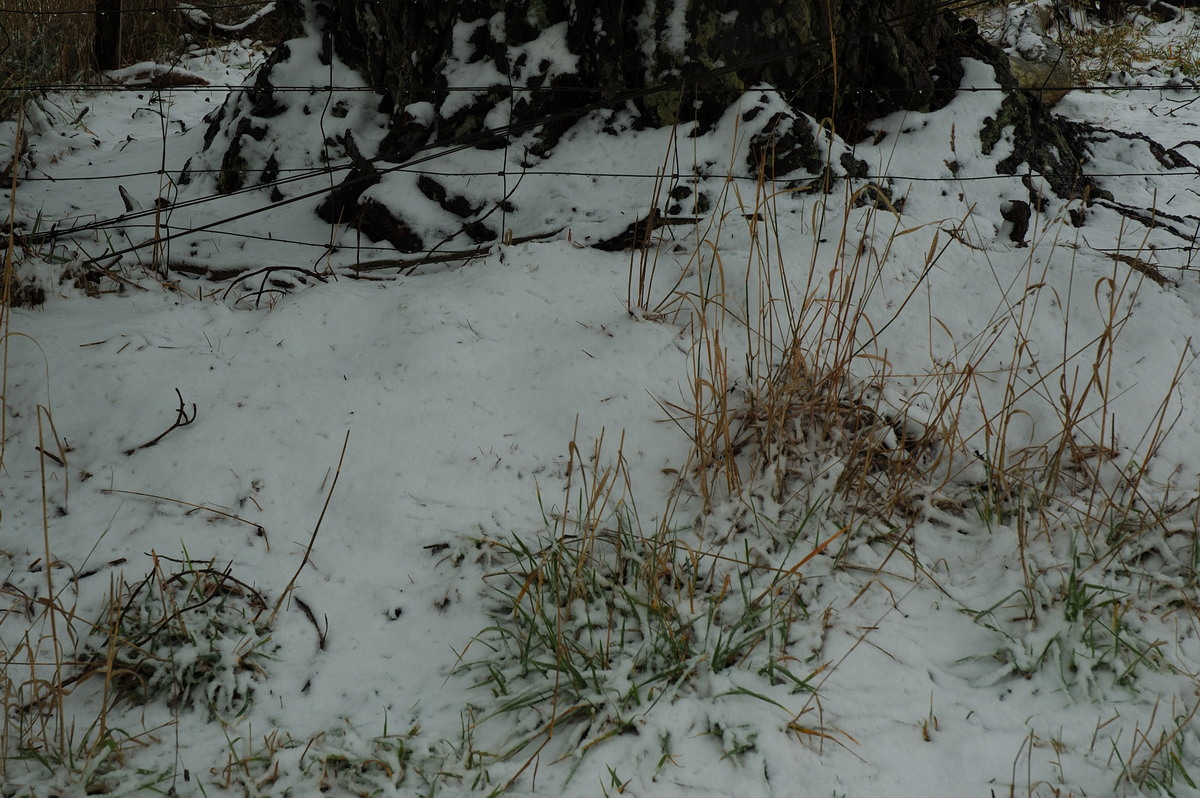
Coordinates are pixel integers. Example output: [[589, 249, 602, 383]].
[[592, 210, 700, 252], [1105, 251, 1174, 287], [124, 388, 196, 455], [269, 430, 350, 625], [176, 1, 277, 38], [101, 62, 210, 88], [221, 265, 329, 307], [167, 261, 262, 281], [346, 229, 565, 274]]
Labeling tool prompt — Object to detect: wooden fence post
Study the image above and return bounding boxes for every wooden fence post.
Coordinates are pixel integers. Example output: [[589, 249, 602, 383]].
[[94, 0, 122, 71]]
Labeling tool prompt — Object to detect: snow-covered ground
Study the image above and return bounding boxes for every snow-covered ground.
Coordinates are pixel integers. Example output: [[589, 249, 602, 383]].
[[3, 6, 1200, 797]]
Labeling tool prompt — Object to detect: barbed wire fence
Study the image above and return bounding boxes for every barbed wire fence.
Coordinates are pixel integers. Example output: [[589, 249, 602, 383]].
[[2, 0, 1198, 284]]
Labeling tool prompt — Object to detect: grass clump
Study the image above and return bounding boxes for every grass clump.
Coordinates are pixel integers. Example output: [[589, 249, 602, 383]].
[[456, 430, 831, 787], [618, 107, 1200, 768], [1118, 697, 1200, 797], [218, 720, 431, 796], [1053, 13, 1200, 83], [1, 550, 275, 792], [959, 0, 1200, 86], [963, 569, 1166, 693], [80, 553, 276, 718]]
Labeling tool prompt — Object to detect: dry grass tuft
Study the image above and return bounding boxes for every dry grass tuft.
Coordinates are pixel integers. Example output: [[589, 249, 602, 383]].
[[0, 0, 283, 119], [635, 112, 1199, 713], [1, 544, 274, 787], [455, 425, 839, 788], [957, 0, 1200, 85]]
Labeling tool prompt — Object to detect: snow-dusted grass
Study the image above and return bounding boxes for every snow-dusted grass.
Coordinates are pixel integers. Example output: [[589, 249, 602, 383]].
[[972, 0, 1200, 84], [5, 6, 1200, 798], [454, 428, 836, 790]]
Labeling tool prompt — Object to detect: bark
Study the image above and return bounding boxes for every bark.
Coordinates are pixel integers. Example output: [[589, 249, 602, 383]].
[[94, 0, 123, 71], [314, 0, 970, 151], [181, 0, 1104, 259]]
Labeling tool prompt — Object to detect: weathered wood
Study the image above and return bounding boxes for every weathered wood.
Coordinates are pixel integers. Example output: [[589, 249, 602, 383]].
[[175, 2, 279, 40], [94, 0, 122, 71]]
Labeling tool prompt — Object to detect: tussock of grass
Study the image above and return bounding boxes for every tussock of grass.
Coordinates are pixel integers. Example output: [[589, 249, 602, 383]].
[[1054, 16, 1200, 83], [961, 0, 1200, 85], [218, 721, 426, 796], [455, 429, 834, 788], [611, 100, 1200, 777], [80, 553, 276, 717], [1, 550, 275, 789]]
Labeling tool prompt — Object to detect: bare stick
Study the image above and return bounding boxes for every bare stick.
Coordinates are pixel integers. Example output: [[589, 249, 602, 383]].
[[100, 488, 266, 540], [124, 388, 196, 455], [269, 430, 350, 625]]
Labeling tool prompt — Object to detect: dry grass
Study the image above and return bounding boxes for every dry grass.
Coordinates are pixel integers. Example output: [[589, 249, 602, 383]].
[[627, 106, 1199, 722], [1, 0, 175, 89], [3, 4, 1199, 792], [0, 0, 285, 119], [1010, 0, 1200, 83], [957, 0, 1200, 84], [0, 545, 275, 787], [654, 169, 945, 528], [1, 0, 101, 95], [1056, 20, 1200, 82], [455, 425, 841, 789], [1, 110, 18, 466]]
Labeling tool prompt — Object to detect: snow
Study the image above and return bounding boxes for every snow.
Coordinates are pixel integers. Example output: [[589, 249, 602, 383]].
[[3, 8, 1200, 798], [176, 2, 277, 35]]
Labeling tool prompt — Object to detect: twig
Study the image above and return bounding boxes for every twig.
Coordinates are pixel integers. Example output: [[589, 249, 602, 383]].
[[99, 488, 266, 539], [35, 446, 64, 466], [220, 265, 329, 306], [176, 1, 278, 38], [269, 430, 350, 625], [347, 229, 564, 274], [1104, 251, 1173, 287], [170, 231, 565, 281], [124, 388, 196, 455]]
